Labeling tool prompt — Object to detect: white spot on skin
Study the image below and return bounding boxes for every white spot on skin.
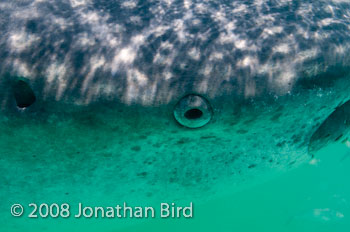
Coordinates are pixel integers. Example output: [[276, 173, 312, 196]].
[[213, 10, 227, 24], [81, 12, 101, 24], [82, 56, 106, 94], [52, 17, 70, 30], [202, 65, 213, 76], [188, 48, 200, 60], [130, 16, 142, 25], [173, 18, 190, 42], [191, 18, 201, 26], [219, 32, 237, 44], [209, 52, 224, 60], [163, 0, 174, 7], [238, 56, 258, 68], [121, 1, 137, 9], [11, 59, 32, 77], [112, 47, 136, 67], [9, 31, 39, 52], [235, 39, 247, 49], [274, 43, 290, 53], [124, 69, 157, 105], [294, 48, 319, 63], [184, 0, 191, 10], [225, 21, 236, 31], [45, 63, 67, 100], [131, 34, 145, 45], [194, 3, 207, 14], [76, 33, 96, 46], [232, 4, 247, 13], [319, 18, 336, 27], [261, 26, 284, 38], [70, 0, 90, 8]]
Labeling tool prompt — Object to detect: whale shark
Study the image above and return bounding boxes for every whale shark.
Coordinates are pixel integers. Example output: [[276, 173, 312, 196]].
[[1, 0, 350, 230]]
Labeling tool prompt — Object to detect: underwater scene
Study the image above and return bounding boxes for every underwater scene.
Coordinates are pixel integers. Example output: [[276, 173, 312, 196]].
[[1, 0, 350, 231]]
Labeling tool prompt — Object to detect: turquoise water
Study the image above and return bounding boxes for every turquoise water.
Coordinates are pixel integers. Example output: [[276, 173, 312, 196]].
[[7, 143, 348, 232], [121, 143, 350, 232]]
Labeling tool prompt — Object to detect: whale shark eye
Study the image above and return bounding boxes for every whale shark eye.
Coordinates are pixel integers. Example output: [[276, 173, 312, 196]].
[[174, 94, 213, 128], [184, 108, 203, 119], [13, 80, 36, 108]]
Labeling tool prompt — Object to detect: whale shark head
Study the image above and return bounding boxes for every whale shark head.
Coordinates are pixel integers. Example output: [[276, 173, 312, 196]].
[[1, 1, 350, 227]]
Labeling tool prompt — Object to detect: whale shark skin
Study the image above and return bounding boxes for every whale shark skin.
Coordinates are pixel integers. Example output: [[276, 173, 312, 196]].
[[1, 0, 350, 230]]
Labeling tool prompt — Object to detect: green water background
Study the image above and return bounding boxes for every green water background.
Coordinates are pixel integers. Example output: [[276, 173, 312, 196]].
[[7, 143, 349, 232], [119, 143, 350, 232]]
